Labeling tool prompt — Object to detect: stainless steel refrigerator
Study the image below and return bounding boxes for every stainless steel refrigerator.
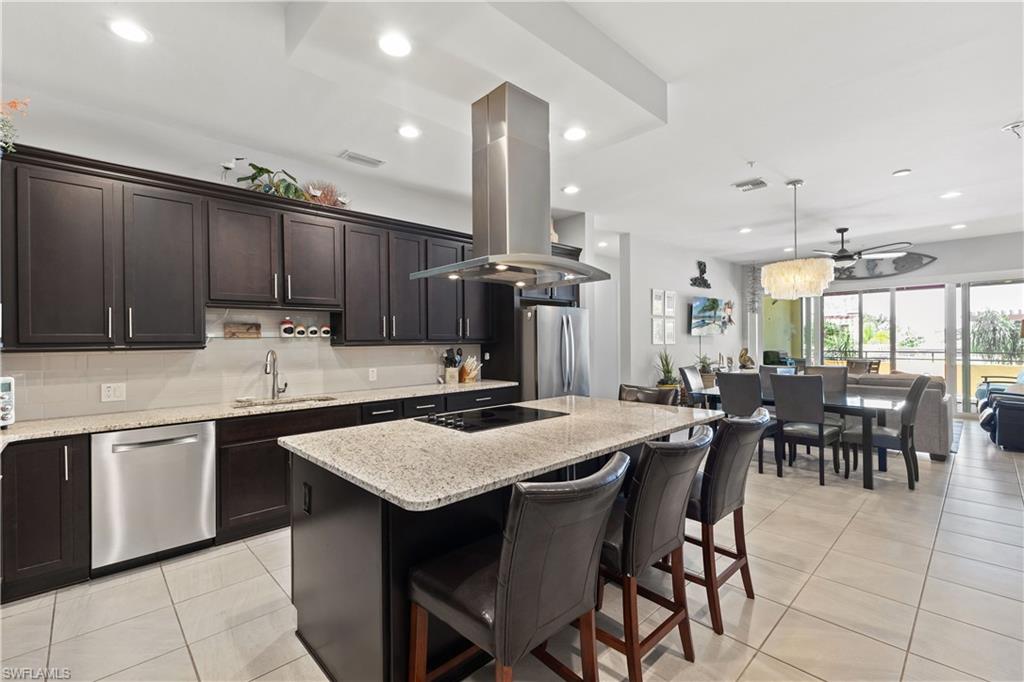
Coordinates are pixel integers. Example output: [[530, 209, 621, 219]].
[[521, 305, 591, 400]]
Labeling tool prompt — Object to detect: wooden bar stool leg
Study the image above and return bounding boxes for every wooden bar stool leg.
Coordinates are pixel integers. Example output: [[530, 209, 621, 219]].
[[409, 602, 429, 682], [495, 663, 513, 682], [733, 509, 754, 599], [757, 438, 764, 474], [669, 547, 695, 662], [579, 609, 599, 682], [622, 576, 643, 682], [596, 576, 605, 612], [701, 522, 724, 635]]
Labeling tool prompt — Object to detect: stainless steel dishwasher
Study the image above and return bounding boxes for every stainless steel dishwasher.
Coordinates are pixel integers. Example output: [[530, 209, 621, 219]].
[[92, 421, 216, 569]]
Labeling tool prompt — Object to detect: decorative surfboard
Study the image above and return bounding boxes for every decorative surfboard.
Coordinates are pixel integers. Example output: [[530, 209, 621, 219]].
[[834, 252, 937, 280]]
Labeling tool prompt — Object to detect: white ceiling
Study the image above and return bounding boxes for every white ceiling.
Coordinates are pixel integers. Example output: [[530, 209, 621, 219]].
[[2, 2, 1021, 262]]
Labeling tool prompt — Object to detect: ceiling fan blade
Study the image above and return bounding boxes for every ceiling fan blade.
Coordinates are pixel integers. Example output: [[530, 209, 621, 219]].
[[812, 249, 837, 256], [858, 241, 912, 254]]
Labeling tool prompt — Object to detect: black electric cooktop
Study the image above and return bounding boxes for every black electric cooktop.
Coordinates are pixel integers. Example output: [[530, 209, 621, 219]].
[[416, 404, 568, 432]]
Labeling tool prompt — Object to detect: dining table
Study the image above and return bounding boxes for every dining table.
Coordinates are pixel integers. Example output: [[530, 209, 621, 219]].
[[688, 385, 905, 490]]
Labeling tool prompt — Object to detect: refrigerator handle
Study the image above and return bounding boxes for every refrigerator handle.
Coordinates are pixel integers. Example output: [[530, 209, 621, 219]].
[[568, 314, 576, 392], [560, 314, 570, 393]]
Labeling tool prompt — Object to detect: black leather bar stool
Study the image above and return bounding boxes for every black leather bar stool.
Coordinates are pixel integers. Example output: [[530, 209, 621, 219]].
[[597, 427, 713, 681], [676, 410, 770, 635], [408, 453, 629, 682], [716, 372, 777, 474], [618, 383, 678, 406]]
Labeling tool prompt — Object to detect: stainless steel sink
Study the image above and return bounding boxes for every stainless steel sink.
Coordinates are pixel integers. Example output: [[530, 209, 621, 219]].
[[233, 395, 336, 408]]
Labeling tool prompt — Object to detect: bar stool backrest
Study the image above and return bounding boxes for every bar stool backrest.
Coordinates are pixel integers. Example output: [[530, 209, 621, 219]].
[[696, 410, 771, 524], [618, 383, 676, 405], [770, 373, 825, 425], [717, 372, 763, 417], [622, 426, 713, 576], [495, 452, 629, 665]]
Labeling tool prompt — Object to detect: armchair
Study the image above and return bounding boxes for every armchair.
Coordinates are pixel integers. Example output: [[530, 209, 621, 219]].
[[976, 370, 1024, 411]]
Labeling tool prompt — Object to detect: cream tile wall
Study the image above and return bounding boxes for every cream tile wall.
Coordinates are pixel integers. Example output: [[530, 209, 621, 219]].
[[0, 309, 482, 420]]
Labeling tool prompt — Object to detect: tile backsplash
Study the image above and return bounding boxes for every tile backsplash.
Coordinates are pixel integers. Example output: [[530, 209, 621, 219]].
[[0, 309, 482, 420]]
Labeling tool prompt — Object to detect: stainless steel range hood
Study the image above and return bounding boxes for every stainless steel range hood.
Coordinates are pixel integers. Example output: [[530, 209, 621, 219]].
[[410, 83, 610, 288]]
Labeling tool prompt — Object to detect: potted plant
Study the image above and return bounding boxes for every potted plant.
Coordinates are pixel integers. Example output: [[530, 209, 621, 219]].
[[695, 353, 716, 388], [656, 348, 679, 389]]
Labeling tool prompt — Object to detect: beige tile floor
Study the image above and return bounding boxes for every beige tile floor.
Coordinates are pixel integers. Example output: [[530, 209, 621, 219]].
[[2, 421, 1021, 681]]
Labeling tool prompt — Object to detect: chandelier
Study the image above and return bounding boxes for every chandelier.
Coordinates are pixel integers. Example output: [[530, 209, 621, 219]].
[[760, 179, 834, 299]]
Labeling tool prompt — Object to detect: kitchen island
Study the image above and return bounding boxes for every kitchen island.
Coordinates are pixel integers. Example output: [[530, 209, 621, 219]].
[[279, 395, 722, 681]]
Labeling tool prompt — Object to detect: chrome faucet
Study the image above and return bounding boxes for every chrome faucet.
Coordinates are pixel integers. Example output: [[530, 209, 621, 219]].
[[264, 350, 288, 400]]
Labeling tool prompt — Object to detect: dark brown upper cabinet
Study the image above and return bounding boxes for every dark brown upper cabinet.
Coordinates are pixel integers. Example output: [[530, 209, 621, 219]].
[[387, 232, 427, 341], [1, 436, 90, 603], [15, 166, 118, 346], [461, 245, 493, 342], [344, 223, 388, 342], [124, 185, 205, 345], [208, 199, 281, 305], [283, 213, 343, 307], [426, 239, 463, 341]]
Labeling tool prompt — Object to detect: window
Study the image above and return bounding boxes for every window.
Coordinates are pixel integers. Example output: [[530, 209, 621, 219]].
[[823, 293, 859, 364]]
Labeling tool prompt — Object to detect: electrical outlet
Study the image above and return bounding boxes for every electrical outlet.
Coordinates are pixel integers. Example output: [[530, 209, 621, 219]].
[[101, 383, 126, 402], [368, 368, 377, 382]]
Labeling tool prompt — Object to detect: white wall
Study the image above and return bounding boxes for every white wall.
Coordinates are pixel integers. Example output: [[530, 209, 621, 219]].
[[623, 236, 745, 385]]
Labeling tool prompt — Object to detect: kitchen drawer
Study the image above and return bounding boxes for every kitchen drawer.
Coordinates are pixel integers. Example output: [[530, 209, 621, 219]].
[[402, 395, 446, 417], [445, 386, 520, 412], [361, 400, 404, 424], [218, 405, 360, 444]]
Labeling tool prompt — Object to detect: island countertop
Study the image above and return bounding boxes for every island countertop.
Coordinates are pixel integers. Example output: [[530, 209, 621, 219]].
[[279, 395, 723, 511]]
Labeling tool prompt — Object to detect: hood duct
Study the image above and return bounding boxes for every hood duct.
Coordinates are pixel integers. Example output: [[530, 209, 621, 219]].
[[410, 82, 610, 288]]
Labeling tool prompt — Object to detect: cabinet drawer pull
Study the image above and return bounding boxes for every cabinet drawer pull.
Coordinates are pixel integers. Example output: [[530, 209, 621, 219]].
[[474, 396, 492, 402], [273, 273, 279, 299], [370, 409, 395, 416], [128, 307, 134, 339], [64, 445, 69, 481], [287, 274, 292, 300], [414, 403, 436, 410], [107, 306, 113, 339]]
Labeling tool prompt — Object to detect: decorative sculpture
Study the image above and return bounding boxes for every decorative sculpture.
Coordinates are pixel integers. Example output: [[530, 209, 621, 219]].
[[738, 347, 755, 369], [690, 260, 712, 288]]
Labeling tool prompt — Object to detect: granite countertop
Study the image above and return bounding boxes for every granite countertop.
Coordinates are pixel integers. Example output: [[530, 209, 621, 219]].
[[0, 380, 518, 449], [279, 395, 723, 511]]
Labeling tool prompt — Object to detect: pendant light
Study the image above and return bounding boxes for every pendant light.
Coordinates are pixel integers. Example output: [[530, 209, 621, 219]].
[[760, 179, 834, 299]]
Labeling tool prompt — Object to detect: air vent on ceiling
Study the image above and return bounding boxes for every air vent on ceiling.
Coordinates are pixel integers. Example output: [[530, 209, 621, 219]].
[[732, 177, 769, 192], [337, 149, 385, 168]]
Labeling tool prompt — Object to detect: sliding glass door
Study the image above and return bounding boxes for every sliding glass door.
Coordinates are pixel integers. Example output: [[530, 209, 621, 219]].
[[893, 286, 946, 376], [963, 280, 1024, 411]]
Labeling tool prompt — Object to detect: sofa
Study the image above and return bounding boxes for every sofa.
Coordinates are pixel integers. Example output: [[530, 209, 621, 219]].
[[845, 372, 954, 460]]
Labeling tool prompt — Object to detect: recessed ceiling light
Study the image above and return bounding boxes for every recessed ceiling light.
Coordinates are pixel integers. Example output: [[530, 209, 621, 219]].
[[563, 127, 587, 141], [564, 274, 577, 280], [783, 247, 794, 252], [378, 32, 411, 57], [891, 169, 912, 177], [109, 19, 150, 43], [447, 274, 460, 280], [398, 124, 421, 139], [562, 185, 580, 195], [739, 227, 752, 234], [494, 264, 509, 271], [940, 190, 962, 199], [597, 241, 609, 248], [951, 223, 967, 230], [515, 281, 526, 288]]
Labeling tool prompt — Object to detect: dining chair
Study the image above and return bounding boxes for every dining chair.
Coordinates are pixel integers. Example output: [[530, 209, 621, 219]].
[[598, 428, 713, 680], [842, 374, 930, 490], [769, 373, 844, 485], [716, 372, 777, 474], [619, 383, 678, 406], [846, 359, 871, 374], [408, 454, 629, 682], [678, 410, 771, 635], [679, 366, 707, 409], [804, 366, 849, 447]]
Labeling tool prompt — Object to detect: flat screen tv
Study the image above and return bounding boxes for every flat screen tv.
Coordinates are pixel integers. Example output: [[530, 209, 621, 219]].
[[690, 297, 725, 336]]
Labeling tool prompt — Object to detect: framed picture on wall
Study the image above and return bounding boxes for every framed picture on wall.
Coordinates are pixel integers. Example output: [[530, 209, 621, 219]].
[[652, 289, 665, 316], [652, 317, 665, 344], [665, 317, 677, 344], [665, 291, 677, 317]]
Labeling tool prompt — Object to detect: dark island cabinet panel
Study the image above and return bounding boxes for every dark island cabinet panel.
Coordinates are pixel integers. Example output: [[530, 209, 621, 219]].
[[15, 166, 117, 345], [1, 436, 90, 603], [208, 199, 281, 305], [387, 232, 427, 341], [124, 185, 205, 344], [461, 245, 493, 341], [344, 224, 388, 342], [283, 213, 343, 308], [426, 239, 462, 341]]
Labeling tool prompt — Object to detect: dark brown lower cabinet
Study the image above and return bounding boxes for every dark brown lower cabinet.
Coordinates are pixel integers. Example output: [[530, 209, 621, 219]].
[[216, 405, 360, 542], [1, 436, 90, 603]]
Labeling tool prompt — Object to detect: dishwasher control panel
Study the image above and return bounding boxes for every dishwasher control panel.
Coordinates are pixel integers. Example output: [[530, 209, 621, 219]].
[[0, 376, 14, 429]]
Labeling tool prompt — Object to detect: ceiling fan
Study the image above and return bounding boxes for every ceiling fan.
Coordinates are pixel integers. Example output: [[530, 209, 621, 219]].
[[814, 228, 911, 264]]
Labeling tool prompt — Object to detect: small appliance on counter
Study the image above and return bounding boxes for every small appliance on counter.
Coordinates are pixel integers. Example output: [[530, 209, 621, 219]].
[[0, 377, 13, 429]]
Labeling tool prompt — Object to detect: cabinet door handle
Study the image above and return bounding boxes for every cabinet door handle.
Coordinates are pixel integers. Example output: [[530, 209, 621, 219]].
[[415, 403, 436, 410], [107, 306, 113, 339], [287, 274, 292, 300], [371, 409, 395, 416], [273, 273, 279, 299], [392, 315, 396, 337], [465, 317, 470, 338], [302, 482, 312, 515], [382, 316, 387, 337], [457, 318, 462, 337], [128, 307, 134, 339], [475, 396, 492, 402], [64, 445, 69, 481]]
